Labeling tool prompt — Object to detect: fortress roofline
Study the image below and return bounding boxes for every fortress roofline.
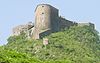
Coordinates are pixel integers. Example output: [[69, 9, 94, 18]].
[[78, 22, 94, 24], [37, 4, 52, 6], [35, 4, 58, 12]]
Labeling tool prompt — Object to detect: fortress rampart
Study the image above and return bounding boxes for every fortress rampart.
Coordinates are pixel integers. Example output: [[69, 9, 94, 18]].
[[12, 4, 95, 39]]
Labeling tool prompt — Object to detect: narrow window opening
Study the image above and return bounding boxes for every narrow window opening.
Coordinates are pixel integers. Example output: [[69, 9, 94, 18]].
[[42, 13, 44, 14], [42, 6, 44, 7]]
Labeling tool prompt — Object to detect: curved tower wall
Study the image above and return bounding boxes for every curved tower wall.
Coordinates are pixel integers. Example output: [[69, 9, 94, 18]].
[[34, 4, 52, 31], [33, 4, 59, 39]]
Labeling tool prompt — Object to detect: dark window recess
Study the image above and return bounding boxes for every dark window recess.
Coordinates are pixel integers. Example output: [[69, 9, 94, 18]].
[[42, 13, 44, 14], [42, 6, 44, 7]]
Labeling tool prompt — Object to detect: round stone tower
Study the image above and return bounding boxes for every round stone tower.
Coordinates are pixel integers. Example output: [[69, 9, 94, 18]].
[[35, 4, 52, 31], [33, 4, 59, 39]]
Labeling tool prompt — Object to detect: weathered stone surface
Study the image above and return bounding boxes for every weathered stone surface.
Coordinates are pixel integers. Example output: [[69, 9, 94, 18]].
[[12, 4, 95, 39], [33, 4, 59, 39], [12, 22, 34, 36]]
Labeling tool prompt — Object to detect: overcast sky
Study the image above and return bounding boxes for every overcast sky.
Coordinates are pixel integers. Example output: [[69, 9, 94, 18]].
[[0, 0, 100, 45]]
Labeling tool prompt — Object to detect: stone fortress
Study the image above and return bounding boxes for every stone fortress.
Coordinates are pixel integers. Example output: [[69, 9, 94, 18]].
[[12, 4, 95, 39]]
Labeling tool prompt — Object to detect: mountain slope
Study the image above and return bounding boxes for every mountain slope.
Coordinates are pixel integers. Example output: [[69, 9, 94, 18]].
[[2, 25, 100, 63]]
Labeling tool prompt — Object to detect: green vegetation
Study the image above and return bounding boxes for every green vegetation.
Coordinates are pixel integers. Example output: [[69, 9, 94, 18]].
[[0, 25, 100, 63], [0, 48, 71, 63], [0, 48, 41, 63]]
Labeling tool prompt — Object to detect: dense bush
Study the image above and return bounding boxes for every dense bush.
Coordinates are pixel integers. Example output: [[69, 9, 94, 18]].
[[0, 48, 41, 63], [0, 47, 71, 63]]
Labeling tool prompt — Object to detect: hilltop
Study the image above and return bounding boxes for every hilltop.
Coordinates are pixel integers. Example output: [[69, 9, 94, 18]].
[[0, 25, 100, 63]]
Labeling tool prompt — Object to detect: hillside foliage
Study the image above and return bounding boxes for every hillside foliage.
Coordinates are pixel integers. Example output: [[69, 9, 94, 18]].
[[0, 25, 100, 63]]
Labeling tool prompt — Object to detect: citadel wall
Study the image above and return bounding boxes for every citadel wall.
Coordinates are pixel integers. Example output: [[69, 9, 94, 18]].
[[33, 4, 59, 39], [12, 22, 34, 36], [78, 22, 95, 29], [12, 4, 95, 39], [59, 17, 77, 30]]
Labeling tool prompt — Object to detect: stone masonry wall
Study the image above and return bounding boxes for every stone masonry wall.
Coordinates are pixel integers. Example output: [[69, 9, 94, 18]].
[[12, 4, 95, 40]]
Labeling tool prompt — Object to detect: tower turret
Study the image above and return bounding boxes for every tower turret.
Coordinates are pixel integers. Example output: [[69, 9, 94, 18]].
[[33, 4, 59, 39]]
